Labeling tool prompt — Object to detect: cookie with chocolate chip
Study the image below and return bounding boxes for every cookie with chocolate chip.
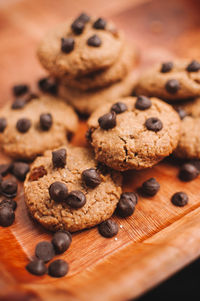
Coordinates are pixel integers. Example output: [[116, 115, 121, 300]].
[[37, 14, 124, 79], [24, 146, 122, 232], [135, 60, 200, 101], [0, 95, 78, 159], [88, 96, 180, 170]]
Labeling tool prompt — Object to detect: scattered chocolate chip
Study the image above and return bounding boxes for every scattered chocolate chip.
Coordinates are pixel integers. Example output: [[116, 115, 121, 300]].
[[40, 113, 53, 131], [13, 84, 29, 97], [35, 241, 55, 263], [85, 128, 93, 142], [116, 192, 137, 218], [38, 77, 57, 95], [11, 99, 26, 110], [82, 168, 101, 188], [179, 163, 199, 182], [93, 18, 106, 29], [16, 118, 31, 133], [29, 166, 47, 181], [49, 182, 68, 202], [0, 118, 7, 133], [48, 259, 69, 278], [175, 107, 187, 120], [165, 79, 180, 94], [0, 205, 15, 227], [186, 60, 200, 72], [52, 149, 66, 168], [26, 259, 47, 276], [98, 219, 118, 238], [12, 162, 30, 181], [87, 34, 102, 47], [111, 102, 127, 114], [171, 192, 188, 207], [0, 199, 17, 211], [61, 37, 75, 53], [71, 19, 85, 35], [66, 190, 86, 209], [1, 179, 18, 198], [0, 163, 12, 176], [141, 178, 160, 196], [145, 117, 163, 132], [76, 12, 90, 23], [160, 62, 173, 73], [98, 111, 116, 130], [52, 231, 72, 254], [135, 96, 152, 110]]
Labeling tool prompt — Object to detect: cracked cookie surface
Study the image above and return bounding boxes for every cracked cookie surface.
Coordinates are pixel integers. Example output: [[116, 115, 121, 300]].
[[0, 95, 78, 159], [24, 146, 122, 232], [88, 96, 181, 170]]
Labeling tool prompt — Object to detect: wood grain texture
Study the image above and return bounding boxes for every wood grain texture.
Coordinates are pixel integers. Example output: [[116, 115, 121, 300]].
[[0, 0, 200, 300]]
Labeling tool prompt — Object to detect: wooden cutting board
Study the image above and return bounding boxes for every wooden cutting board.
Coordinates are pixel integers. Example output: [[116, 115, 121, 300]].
[[1, 0, 200, 300]]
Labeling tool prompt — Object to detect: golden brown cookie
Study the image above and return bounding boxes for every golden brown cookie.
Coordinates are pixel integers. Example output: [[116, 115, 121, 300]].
[[24, 146, 122, 232]]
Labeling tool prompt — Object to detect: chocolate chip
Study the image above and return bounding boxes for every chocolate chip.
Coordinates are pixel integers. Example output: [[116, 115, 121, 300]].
[[160, 62, 173, 73], [12, 162, 30, 181], [35, 241, 55, 263], [26, 259, 47, 276], [1, 179, 18, 198], [186, 60, 200, 72], [135, 96, 152, 110], [49, 182, 68, 202], [93, 18, 107, 29], [61, 38, 75, 53], [40, 113, 53, 131], [145, 117, 163, 132], [52, 231, 72, 254], [98, 111, 116, 130], [48, 259, 69, 278], [82, 168, 101, 188], [11, 99, 26, 110], [38, 77, 57, 95], [52, 149, 66, 168], [13, 84, 29, 97], [0, 199, 17, 211], [165, 79, 180, 94], [116, 192, 138, 218], [0, 163, 12, 176], [141, 178, 160, 196], [71, 20, 85, 35], [171, 192, 188, 207], [87, 34, 102, 47], [175, 107, 187, 120], [66, 190, 86, 209], [179, 163, 199, 182], [0, 118, 7, 133], [188, 159, 200, 172], [98, 219, 118, 238], [0, 205, 15, 227], [111, 102, 128, 114], [16, 118, 31, 133], [76, 12, 90, 23], [29, 166, 47, 181]]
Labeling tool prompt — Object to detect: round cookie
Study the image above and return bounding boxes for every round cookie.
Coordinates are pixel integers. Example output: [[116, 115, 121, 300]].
[[24, 146, 122, 232], [135, 60, 200, 101], [37, 14, 124, 79], [58, 72, 136, 115], [88, 96, 181, 171], [0, 96, 78, 159], [61, 45, 137, 90]]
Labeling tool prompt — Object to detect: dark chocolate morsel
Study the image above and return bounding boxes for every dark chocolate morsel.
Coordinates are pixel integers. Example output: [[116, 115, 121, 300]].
[[1, 178, 18, 198], [165, 79, 180, 94], [111, 102, 128, 114], [52, 231, 72, 254], [16, 118, 31, 133], [11, 99, 26, 110], [186, 60, 200, 72], [171, 192, 188, 207], [61, 38, 75, 53], [93, 18, 107, 30], [48, 259, 69, 278], [13, 84, 29, 97], [116, 192, 137, 218], [82, 168, 101, 188], [40, 113, 53, 131], [98, 111, 116, 130], [179, 163, 199, 182], [145, 117, 163, 132], [160, 62, 173, 73], [98, 219, 118, 238], [35, 241, 55, 263], [12, 162, 30, 181], [66, 190, 86, 209], [26, 259, 47, 276], [141, 178, 160, 196], [38, 77, 58, 95], [52, 148, 66, 168], [49, 182, 68, 202], [87, 34, 102, 47], [0, 205, 15, 227], [135, 96, 152, 110], [0, 199, 17, 211]]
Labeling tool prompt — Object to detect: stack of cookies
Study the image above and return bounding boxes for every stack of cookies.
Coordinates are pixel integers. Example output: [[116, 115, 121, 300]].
[[37, 13, 137, 115]]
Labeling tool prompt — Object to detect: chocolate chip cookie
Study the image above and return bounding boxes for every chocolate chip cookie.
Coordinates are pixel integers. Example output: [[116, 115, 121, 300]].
[[88, 96, 181, 170], [0, 96, 78, 159], [37, 14, 124, 79], [58, 72, 136, 115], [135, 60, 200, 101], [24, 146, 122, 232]]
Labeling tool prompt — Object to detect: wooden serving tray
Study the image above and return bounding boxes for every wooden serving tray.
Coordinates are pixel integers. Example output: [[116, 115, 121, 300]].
[[1, 0, 200, 300]]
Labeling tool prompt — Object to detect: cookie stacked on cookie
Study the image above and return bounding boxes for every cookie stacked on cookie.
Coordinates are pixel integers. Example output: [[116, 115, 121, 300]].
[[37, 13, 137, 115]]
